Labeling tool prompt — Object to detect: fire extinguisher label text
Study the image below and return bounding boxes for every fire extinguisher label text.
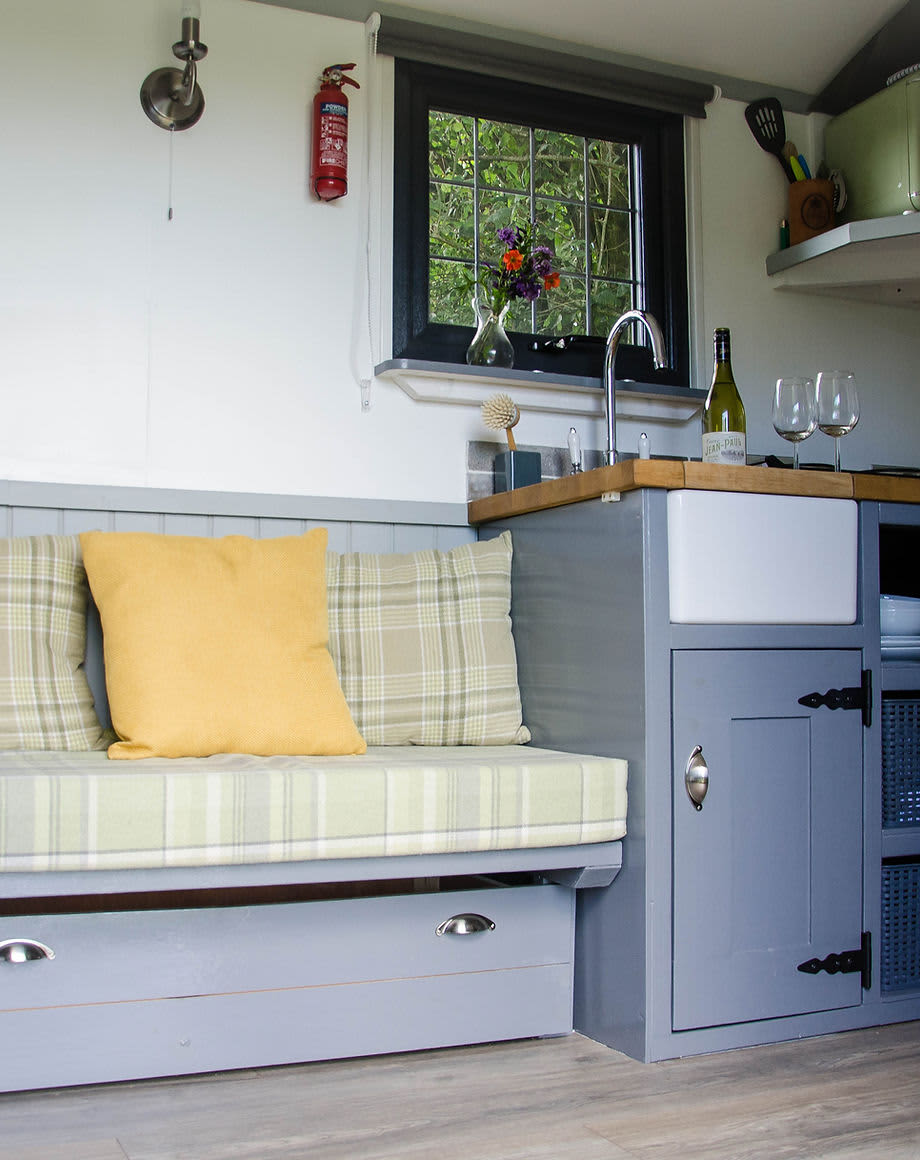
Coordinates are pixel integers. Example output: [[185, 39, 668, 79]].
[[319, 102, 348, 167]]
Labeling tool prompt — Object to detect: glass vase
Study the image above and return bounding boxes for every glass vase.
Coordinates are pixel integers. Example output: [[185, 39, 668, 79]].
[[466, 298, 514, 369]]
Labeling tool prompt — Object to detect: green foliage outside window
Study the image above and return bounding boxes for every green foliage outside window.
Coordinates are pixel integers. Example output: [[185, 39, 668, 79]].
[[428, 110, 637, 338]]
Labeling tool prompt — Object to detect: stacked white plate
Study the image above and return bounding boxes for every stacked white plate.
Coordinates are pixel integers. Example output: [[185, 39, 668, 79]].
[[881, 594, 920, 660]]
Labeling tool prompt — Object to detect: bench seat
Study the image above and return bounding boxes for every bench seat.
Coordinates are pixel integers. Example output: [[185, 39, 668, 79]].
[[0, 482, 629, 1090], [0, 746, 626, 873]]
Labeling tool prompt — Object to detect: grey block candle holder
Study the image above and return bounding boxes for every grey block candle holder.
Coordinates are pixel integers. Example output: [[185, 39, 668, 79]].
[[493, 450, 542, 493]]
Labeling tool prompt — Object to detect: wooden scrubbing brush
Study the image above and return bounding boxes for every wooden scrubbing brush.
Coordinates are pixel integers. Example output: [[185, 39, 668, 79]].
[[481, 393, 520, 450]]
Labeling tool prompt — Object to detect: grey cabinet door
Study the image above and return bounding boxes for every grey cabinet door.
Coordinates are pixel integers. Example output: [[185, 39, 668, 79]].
[[672, 649, 864, 1031]]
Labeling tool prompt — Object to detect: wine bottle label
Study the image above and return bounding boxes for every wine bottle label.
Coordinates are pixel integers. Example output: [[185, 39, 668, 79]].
[[702, 431, 746, 465]]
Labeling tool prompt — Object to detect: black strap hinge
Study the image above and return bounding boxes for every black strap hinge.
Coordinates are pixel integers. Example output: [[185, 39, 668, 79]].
[[797, 931, 871, 990], [798, 669, 872, 728]]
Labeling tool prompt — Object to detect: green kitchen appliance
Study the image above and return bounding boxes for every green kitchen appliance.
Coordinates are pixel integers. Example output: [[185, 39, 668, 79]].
[[824, 74, 920, 222]]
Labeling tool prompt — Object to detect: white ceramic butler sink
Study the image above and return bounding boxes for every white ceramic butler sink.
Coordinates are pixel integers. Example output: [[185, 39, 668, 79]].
[[667, 490, 858, 624]]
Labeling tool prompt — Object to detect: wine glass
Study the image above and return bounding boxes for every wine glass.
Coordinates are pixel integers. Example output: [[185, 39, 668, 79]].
[[816, 370, 859, 472], [772, 377, 817, 469]]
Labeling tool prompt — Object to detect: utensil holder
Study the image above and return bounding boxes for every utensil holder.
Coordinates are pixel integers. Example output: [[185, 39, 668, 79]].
[[493, 450, 541, 493], [788, 179, 835, 246]]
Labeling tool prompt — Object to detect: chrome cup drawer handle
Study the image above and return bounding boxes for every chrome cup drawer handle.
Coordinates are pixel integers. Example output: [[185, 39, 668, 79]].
[[0, 938, 56, 964], [435, 913, 496, 937], [684, 744, 709, 811]]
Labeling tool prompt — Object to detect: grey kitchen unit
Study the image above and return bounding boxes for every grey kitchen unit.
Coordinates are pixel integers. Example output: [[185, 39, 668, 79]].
[[873, 504, 920, 1012], [478, 483, 920, 1061]]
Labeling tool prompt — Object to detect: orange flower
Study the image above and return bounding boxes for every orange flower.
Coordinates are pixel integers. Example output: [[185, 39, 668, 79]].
[[502, 249, 524, 271], [544, 271, 560, 289]]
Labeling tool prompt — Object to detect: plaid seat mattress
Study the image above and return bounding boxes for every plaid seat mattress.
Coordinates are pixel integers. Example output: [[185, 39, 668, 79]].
[[0, 746, 627, 873]]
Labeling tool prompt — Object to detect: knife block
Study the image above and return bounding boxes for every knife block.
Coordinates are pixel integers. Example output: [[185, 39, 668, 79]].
[[788, 179, 835, 246]]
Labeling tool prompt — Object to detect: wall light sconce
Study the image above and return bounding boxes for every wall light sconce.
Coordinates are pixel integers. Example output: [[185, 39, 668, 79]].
[[140, 2, 208, 131]]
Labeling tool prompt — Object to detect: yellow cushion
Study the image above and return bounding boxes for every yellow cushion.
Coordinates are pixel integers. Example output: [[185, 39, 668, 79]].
[[79, 530, 365, 760]]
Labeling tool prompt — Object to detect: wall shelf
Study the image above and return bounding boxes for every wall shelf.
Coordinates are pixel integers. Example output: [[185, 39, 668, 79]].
[[765, 213, 920, 307], [374, 359, 705, 423]]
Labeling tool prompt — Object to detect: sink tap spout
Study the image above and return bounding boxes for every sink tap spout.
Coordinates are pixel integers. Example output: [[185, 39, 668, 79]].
[[603, 309, 668, 466]]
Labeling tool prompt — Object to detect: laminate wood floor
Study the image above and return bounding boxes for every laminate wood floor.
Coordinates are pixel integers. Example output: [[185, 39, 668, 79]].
[[3, 1022, 919, 1160]]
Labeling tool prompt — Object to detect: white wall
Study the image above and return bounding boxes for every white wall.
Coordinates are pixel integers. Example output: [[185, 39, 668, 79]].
[[1, 0, 918, 504], [0, 0, 497, 502], [694, 96, 920, 471]]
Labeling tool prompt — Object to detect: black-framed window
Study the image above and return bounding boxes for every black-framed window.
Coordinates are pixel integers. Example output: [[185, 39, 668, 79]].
[[393, 59, 690, 385]]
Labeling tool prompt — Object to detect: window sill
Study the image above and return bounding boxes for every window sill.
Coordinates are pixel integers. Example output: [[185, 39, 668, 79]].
[[375, 360, 705, 423]]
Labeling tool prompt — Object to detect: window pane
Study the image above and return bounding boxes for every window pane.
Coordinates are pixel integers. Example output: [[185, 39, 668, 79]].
[[535, 274, 586, 335], [430, 258, 474, 324], [536, 198, 585, 275], [503, 296, 534, 333], [429, 111, 475, 182], [429, 181, 474, 260], [477, 119, 530, 190], [427, 112, 636, 336], [591, 206, 632, 280], [478, 190, 530, 259], [534, 129, 584, 200], [591, 280, 635, 338], [588, 139, 630, 208]]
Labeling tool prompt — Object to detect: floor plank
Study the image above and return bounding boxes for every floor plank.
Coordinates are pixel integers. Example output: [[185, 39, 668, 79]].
[[1, 1023, 918, 1160], [16, 1143, 128, 1160]]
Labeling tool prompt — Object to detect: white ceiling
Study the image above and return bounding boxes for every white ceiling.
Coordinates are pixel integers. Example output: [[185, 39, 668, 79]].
[[255, 0, 911, 103], [382, 0, 906, 97]]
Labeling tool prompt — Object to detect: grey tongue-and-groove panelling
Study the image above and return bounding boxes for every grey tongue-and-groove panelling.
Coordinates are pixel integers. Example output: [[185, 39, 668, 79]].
[[0, 480, 474, 554], [0, 479, 474, 729]]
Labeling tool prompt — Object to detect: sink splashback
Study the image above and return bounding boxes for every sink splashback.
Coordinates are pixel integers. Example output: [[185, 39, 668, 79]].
[[667, 490, 858, 624]]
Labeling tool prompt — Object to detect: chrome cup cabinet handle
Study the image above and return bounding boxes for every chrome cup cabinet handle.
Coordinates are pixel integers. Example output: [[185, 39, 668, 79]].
[[0, 938, 56, 963], [685, 745, 709, 811], [435, 913, 496, 937]]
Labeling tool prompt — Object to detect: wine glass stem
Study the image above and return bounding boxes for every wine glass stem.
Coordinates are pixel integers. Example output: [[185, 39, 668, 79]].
[[834, 438, 841, 472], [793, 443, 800, 470]]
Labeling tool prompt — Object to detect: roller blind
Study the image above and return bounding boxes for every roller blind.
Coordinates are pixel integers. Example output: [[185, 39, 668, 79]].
[[376, 14, 715, 118]]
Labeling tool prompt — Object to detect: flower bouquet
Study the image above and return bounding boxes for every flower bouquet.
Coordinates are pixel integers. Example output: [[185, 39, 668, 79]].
[[466, 223, 559, 368]]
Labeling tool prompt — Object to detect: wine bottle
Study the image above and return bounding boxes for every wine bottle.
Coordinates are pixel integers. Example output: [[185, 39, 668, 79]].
[[701, 327, 747, 465]]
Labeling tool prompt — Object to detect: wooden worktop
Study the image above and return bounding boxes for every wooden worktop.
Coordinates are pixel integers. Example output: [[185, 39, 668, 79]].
[[467, 459, 920, 524]]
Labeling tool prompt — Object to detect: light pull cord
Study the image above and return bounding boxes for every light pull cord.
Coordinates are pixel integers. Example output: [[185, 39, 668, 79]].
[[167, 126, 175, 221]]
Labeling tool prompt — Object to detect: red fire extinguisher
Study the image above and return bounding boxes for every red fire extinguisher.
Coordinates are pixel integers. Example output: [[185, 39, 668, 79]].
[[311, 63, 359, 201]]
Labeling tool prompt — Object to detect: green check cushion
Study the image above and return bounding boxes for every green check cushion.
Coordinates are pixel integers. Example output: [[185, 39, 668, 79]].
[[326, 532, 530, 746], [0, 746, 626, 871], [0, 535, 105, 750]]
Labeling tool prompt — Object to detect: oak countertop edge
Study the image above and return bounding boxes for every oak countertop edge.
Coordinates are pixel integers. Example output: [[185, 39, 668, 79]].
[[467, 462, 920, 524]]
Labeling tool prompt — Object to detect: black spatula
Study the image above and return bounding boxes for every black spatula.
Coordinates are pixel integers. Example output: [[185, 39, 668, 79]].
[[744, 98, 795, 182]]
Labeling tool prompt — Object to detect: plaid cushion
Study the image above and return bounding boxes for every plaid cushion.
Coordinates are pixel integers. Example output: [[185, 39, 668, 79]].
[[326, 532, 530, 746], [0, 535, 105, 750], [0, 746, 626, 871]]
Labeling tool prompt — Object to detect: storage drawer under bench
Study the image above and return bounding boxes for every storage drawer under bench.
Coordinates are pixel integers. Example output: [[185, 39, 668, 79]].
[[0, 880, 574, 1091]]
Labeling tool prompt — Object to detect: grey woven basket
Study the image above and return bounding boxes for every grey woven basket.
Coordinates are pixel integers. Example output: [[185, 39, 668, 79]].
[[881, 861, 920, 992], [882, 697, 920, 828]]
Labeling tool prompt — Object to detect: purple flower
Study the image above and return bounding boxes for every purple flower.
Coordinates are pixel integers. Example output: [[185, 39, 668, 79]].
[[515, 277, 541, 302], [497, 225, 524, 248], [532, 245, 554, 277]]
